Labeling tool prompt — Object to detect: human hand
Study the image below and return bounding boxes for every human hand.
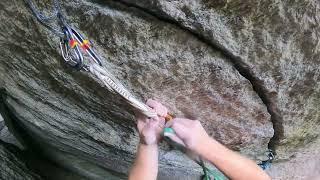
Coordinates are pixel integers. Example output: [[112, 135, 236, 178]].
[[136, 99, 167, 145], [165, 118, 210, 153]]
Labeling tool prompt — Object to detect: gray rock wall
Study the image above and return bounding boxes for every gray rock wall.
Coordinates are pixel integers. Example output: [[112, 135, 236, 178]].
[[0, 140, 41, 180], [0, 0, 319, 179], [0, 113, 24, 148], [118, 0, 320, 158]]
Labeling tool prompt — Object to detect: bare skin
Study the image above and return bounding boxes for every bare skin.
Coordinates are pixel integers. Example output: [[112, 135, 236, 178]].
[[166, 118, 271, 180], [128, 99, 166, 180], [129, 100, 271, 180]]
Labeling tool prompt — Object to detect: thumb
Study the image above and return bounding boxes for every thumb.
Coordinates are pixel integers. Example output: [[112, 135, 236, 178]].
[[137, 119, 145, 133], [163, 128, 186, 147]]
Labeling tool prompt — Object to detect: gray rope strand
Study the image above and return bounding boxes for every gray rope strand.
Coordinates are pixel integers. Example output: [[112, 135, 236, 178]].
[[89, 64, 158, 118], [25, 0, 64, 37]]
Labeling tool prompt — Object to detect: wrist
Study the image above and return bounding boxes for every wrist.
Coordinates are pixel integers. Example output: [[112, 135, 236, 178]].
[[139, 142, 158, 149], [139, 136, 159, 146], [138, 143, 158, 160], [195, 136, 217, 155]]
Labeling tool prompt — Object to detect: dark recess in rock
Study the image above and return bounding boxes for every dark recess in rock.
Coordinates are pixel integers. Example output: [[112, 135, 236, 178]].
[[0, 138, 41, 180]]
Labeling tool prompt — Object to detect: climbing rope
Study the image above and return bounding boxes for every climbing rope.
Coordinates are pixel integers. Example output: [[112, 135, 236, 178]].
[[199, 158, 225, 180], [258, 149, 274, 170], [25, 0, 274, 179], [25, 0, 64, 37]]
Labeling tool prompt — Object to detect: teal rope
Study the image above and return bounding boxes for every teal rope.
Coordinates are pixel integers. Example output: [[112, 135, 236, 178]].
[[200, 158, 226, 180]]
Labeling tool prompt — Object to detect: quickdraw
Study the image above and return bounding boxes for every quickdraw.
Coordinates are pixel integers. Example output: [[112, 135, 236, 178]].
[[25, 0, 102, 71], [25, 0, 158, 118], [59, 26, 103, 70], [70, 28, 103, 66], [59, 26, 84, 70]]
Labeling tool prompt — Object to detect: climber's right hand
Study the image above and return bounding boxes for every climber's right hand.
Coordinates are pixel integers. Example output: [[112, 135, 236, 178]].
[[165, 118, 272, 180], [165, 118, 211, 153]]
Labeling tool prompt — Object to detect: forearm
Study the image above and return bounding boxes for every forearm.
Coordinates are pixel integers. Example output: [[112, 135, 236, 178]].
[[129, 144, 158, 180], [197, 138, 270, 180]]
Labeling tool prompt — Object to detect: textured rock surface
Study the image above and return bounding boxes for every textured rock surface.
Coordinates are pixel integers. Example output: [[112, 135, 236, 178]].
[[120, 0, 320, 159], [266, 139, 320, 180], [0, 140, 41, 180], [0, 0, 319, 179], [0, 114, 24, 148], [0, 0, 273, 179], [0, 115, 4, 133]]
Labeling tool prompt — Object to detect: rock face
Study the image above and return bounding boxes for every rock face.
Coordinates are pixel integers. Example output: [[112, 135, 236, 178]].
[[119, 0, 320, 158], [0, 140, 41, 180], [0, 114, 24, 148], [0, 0, 318, 179], [266, 139, 320, 180]]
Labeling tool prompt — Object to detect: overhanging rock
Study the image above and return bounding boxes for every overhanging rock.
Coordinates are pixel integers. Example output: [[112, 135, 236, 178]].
[[119, 0, 320, 159], [0, 0, 277, 179]]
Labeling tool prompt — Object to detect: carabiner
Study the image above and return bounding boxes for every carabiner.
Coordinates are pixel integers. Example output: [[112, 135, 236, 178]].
[[59, 26, 84, 70], [70, 28, 103, 66]]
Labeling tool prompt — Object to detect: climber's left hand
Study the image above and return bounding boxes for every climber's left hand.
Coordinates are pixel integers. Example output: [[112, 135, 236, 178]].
[[136, 99, 167, 145]]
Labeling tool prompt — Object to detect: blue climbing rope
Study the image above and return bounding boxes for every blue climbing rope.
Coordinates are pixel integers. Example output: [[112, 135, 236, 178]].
[[258, 149, 275, 170]]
